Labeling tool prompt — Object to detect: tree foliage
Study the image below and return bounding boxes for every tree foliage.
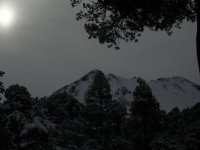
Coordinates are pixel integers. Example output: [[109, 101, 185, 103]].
[[129, 78, 165, 150], [0, 71, 5, 101], [4, 84, 32, 113], [84, 71, 112, 143], [70, 0, 196, 49], [0, 74, 200, 149], [69, 0, 200, 73]]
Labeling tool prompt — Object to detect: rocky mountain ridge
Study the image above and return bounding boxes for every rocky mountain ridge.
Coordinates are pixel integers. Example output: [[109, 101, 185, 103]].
[[54, 70, 200, 111]]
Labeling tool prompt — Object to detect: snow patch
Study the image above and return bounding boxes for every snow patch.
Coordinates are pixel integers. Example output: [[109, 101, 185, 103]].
[[55, 71, 200, 111]]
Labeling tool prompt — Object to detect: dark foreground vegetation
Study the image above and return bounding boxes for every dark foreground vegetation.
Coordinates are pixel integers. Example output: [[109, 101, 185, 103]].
[[0, 71, 200, 150]]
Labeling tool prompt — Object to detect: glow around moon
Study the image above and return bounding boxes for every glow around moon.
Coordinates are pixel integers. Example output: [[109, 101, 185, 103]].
[[0, 4, 14, 28]]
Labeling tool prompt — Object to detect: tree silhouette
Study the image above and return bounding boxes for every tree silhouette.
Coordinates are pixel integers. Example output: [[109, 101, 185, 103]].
[[0, 71, 5, 101], [4, 84, 32, 113], [84, 71, 112, 140], [70, 0, 199, 71], [130, 78, 164, 150]]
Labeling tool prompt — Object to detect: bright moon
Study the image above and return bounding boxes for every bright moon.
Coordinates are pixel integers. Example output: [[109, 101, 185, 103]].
[[0, 4, 14, 27]]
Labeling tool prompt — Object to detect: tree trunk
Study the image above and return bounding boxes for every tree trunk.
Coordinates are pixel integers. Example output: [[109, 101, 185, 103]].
[[197, 0, 200, 73]]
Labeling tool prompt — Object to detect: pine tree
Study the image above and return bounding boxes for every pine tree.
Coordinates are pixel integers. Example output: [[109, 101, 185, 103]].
[[46, 93, 85, 149], [178, 103, 200, 150], [0, 71, 5, 101], [107, 100, 127, 137], [183, 121, 200, 150], [106, 100, 131, 150], [84, 71, 112, 147], [130, 78, 164, 150], [47, 93, 83, 123], [166, 107, 181, 136]]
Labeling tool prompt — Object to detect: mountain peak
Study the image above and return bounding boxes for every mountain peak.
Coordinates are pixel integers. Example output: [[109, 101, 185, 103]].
[[88, 69, 102, 75], [54, 70, 200, 111]]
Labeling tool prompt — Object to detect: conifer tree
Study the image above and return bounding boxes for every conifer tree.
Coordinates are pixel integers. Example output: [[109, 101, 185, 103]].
[[107, 100, 127, 137], [166, 107, 181, 136], [46, 93, 85, 149], [0, 71, 5, 101], [130, 78, 164, 150], [84, 71, 112, 145], [106, 100, 131, 150], [178, 103, 200, 150], [47, 93, 83, 123], [183, 121, 200, 150]]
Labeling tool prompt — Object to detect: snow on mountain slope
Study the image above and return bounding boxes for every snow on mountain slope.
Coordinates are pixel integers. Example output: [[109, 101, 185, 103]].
[[106, 74, 138, 108], [55, 70, 97, 103], [54, 70, 200, 111], [148, 77, 200, 111]]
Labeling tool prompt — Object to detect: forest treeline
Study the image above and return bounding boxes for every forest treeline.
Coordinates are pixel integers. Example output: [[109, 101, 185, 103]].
[[0, 71, 200, 150]]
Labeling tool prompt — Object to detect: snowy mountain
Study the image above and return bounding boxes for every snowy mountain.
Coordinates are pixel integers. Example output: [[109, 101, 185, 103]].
[[54, 70, 200, 111]]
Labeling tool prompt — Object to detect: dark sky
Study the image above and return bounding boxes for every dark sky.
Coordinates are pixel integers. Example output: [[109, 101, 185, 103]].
[[0, 0, 199, 97]]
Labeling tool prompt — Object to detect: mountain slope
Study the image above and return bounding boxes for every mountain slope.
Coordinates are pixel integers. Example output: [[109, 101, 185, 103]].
[[54, 70, 200, 111]]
